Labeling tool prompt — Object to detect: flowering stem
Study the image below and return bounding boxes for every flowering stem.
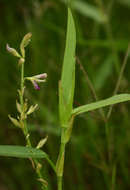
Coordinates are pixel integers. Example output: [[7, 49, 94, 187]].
[[19, 58, 47, 190], [20, 60, 24, 107], [20, 59, 31, 146]]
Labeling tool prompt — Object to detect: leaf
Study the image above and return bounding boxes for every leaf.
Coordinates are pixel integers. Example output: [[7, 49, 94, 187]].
[[59, 8, 76, 126], [72, 94, 130, 115], [0, 145, 48, 159], [0, 145, 56, 172]]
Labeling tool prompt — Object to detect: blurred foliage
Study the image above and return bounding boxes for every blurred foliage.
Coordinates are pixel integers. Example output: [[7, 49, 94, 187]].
[[0, 0, 130, 189]]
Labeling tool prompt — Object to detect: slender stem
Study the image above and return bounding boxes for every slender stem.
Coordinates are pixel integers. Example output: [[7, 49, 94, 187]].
[[19, 59, 47, 190], [46, 156, 56, 173], [56, 116, 74, 189], [105, 123, 111, 163], [56, 132, 66, 190], [76, 57, 106, 122], [107, 44, 130, 119], [57, 176, 62, 190], [20, 60, 31, 145], [20, 61, 24, 111], [94, 1, 120, 189]]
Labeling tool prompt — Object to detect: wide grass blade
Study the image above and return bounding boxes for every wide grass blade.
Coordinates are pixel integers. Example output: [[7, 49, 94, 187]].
[[72, 94, 130, 115], [59, 8, 76, 126], [0, 145, 48, 159]]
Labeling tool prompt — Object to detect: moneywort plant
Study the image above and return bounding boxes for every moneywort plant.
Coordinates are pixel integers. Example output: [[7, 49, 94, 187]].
[[0, 5, 130, 190]]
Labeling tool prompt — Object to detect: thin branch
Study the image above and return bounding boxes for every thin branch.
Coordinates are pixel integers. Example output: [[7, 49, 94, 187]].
[[76, 56, 106, 122], [107, 44, 130, 119]]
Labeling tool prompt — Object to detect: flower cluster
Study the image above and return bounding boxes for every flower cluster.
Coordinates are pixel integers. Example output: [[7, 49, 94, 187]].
[[6, 33, 47, 91]]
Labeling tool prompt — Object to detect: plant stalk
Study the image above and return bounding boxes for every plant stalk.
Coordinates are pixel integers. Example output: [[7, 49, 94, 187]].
[[20, 59, 47, 190], [57, 176, 63, 190], [56, 130, 67, 190], [20, 60, 24, 111]]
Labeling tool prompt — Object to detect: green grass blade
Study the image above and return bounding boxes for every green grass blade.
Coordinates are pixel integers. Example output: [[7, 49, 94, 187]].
[[72, 94, 130, 115], [59, 8, 76, 126], [0, 145, 48, 159]]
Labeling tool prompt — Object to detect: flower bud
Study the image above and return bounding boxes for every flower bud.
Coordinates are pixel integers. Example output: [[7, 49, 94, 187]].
[[8, 115, 21, 127], [27, 104, 38, 115], [16, 101, 22, 113], [20, 32, 32, 58], [36, 136, 48, 149], [35, 73, 47, 79], [6, 44, 21, 58]]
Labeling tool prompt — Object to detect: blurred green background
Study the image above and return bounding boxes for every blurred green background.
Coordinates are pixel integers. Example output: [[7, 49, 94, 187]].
[[0, 0, 130, 189]]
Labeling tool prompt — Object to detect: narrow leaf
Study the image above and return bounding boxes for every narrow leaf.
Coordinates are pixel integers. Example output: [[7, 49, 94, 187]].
[[72, 94, 130, 115], [0, 145, 48, 159], [59, 8, 76, 126]]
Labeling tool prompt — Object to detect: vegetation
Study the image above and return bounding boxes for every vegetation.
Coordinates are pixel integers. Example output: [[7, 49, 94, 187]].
[[0, 0, 130, 189]]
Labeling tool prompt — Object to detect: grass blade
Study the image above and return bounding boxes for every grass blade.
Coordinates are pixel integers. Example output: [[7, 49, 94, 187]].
[[0, 145, 48, 159], [59, 8, 76, 126], [72, 94, 130, 115]]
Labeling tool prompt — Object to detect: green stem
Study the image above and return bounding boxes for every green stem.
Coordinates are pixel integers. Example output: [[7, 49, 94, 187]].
[[105, 123, 111, 163], [46, 156, 56, 173], [20, 61, 24, 108], [56, 139, 66, 190], [19, 59, 47, 190], [56, 117, 74, 190], [57, 176, 62, 190], [20, 61, 31, 146]]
